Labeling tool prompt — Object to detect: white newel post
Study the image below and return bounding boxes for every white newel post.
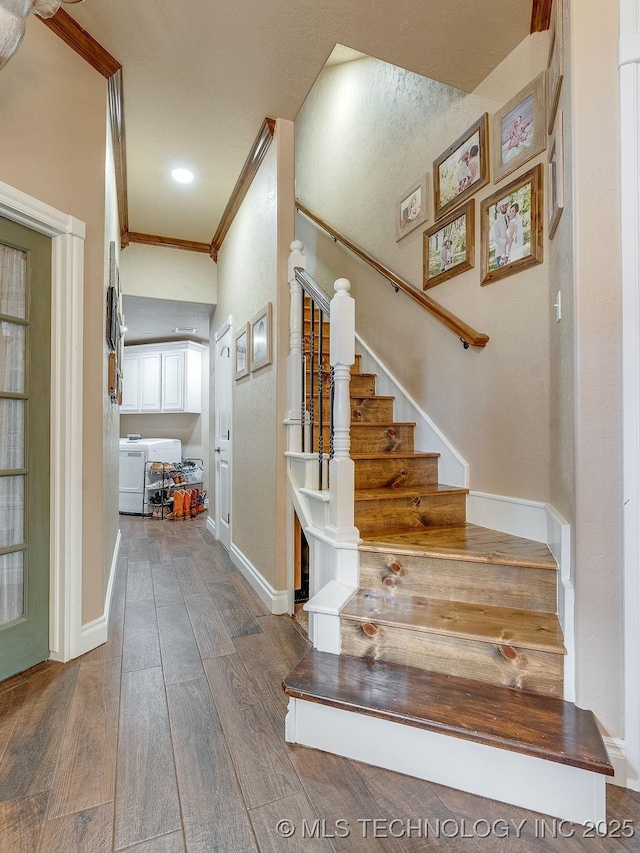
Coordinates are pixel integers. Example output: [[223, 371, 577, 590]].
[[286, 240, 305, 452], [328, 278, 359, 544]]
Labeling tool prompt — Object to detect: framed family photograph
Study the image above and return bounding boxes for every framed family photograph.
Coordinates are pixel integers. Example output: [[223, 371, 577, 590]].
[[480, 163, 544, 286], [234, 324, 249, 379], [396, 175, 429, 241], [249, 302, 272, 372], [547, 0, 564, 133], [492, 73, 546, 184], [423, 200, 475, 290], [548, 110, 564, 239], [433, 114, 489, 220]]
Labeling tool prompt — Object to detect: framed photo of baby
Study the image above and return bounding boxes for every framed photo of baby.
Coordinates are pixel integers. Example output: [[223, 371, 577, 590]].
[[480, 163, 544, 286], [492, 73, 546, 184], [433, 114, 489, 221], [396, 175, 429, 241], [423, 200, 475, 290]]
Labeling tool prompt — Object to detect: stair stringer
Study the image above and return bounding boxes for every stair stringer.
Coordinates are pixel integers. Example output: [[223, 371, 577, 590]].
[[286, 451, 359, 652]]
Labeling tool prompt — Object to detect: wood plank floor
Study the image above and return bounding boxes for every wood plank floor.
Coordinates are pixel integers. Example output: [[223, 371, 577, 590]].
[[0, 514, 637, 851]]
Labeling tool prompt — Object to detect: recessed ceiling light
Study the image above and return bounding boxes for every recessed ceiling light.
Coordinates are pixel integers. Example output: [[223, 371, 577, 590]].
[[171, 168, 194, 184], [174, 327, 197, 334]]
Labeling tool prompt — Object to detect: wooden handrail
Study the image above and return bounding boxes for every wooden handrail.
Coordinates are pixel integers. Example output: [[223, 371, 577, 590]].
[[295, 201, 489, 349]]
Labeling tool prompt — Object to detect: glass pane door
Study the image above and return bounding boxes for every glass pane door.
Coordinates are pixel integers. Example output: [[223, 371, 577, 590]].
[[0, 219, 51, 680]]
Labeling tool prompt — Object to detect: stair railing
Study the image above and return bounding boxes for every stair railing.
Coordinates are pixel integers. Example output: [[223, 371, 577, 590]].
[[296, 200, 489, 349], [286, 241, 357, 541]]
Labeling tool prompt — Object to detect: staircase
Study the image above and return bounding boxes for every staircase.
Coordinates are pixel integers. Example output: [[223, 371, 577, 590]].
[[284, 255, 612, 825]]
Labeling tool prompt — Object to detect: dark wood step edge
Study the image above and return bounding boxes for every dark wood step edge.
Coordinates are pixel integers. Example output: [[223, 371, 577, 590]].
[[282, 651, 613, 777]]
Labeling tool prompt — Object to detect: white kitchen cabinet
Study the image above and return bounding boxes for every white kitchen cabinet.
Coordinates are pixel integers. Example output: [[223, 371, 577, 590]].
[[121, 353, 141, 412], [120, 341, 204, 414]]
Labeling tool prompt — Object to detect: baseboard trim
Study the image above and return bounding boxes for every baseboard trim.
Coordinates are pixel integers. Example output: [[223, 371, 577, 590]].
[[206, 515, 216, 536], [604, 737, 628, 788], [229, 543, 288, 615], [466, 491, 548, 543], [76, 528, 121, 657], [286, 697, 606, 824], [355, 333, 468, 487]]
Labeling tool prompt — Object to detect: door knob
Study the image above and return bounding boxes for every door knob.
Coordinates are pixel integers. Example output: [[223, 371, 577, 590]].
[[215, 447, 221, 453]]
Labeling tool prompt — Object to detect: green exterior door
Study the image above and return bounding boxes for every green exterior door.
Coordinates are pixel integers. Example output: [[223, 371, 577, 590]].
[[0, 217, 51, 681]]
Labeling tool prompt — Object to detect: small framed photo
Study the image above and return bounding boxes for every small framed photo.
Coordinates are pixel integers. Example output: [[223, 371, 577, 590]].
[[433, 114, 489, 221], [234, 325, 249, 379], [480, 163, 544, 286], [396, 175, 429, 241], [492, 73, 546, 184], [423, 200, 475, 290], [547, 0, 564, 134], [548, 110, 564, 239], [249, 302, 272, 372]]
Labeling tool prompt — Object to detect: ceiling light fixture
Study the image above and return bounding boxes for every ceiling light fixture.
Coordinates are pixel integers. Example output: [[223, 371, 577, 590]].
[[171, 168, 194, 184], [174, 327, 197, 334]]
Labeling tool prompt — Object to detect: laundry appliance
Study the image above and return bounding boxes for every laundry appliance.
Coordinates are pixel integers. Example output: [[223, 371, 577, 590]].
[[118, 437, 182, 514]]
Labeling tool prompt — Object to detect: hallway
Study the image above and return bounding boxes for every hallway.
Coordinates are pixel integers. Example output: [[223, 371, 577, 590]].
[[0, 516, 638, 852]]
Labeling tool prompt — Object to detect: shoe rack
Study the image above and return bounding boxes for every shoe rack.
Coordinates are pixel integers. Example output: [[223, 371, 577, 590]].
[[143, 458, 206, 520]]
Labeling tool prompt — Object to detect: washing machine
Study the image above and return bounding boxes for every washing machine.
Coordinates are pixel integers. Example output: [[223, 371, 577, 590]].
[[118, 438, 182, 514]]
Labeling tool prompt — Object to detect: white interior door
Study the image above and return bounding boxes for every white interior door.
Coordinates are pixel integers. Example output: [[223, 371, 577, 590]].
[[214, 323, 232, 550]]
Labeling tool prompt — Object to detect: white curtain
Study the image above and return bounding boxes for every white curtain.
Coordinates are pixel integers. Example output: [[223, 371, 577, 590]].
[[0, 242, 26, 625]]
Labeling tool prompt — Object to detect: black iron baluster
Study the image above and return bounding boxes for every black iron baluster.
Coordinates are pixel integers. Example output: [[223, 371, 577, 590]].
[[309, 298, 315, 458], [301, 293, 306, 451], [318, 305, 324, 489]]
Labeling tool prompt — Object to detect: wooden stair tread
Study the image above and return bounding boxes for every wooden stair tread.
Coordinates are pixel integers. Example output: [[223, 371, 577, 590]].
[[351, 422, 416, 428], [352, 452, 440, 459], [360, 523, 557, 569], [341, 590, 566, 654], [283, 650, 613, 776], [355, 484, 469, 501]]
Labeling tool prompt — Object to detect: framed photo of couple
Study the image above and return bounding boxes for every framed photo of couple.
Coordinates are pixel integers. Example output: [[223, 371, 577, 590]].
[[480, 163, 544, 286], [433, 114, 490, 221]]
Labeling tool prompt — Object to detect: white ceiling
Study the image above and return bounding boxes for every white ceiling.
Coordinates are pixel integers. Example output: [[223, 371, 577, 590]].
[[67, 0, 531, 243], [123, 296, 213, 344]]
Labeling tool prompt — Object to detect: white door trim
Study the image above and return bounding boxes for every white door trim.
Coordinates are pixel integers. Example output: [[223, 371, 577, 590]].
[[0, 180, 84, 664], [214, 317, 233, 549], [621, 0, 640, 792]]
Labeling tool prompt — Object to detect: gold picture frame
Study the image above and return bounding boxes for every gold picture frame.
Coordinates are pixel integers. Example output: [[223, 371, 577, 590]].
[[433, 114, 490, 221], [547, 0, 564, 134], [249, 302, 272, 372], [480, 163, 544, 286], [234, 324, 249, 380], [423, 200, 475, 290], [548, 110, 564, 239], [396, 175, 429, 241], [492, 73, 546, 184]]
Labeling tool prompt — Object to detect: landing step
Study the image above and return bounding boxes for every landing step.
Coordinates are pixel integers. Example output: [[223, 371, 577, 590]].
[[360, 522, 557, 569], [341, 590, 566, 654], [283, 650, 613, 778]]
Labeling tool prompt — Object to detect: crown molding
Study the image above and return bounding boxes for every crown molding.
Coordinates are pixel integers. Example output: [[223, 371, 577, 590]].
[[39, 8, 121, 77], [531, 0, 553, 32], [128, 232, 211, 253], [209, 117, 276, 261]]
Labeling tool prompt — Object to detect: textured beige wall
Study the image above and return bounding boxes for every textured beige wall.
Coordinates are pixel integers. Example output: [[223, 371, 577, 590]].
[[213, 122, 294, 592], [104, 107, 121, 604], [295, 35, 552, 501], [0, 19, 109, 623], [568, 0, 623, 739], [121, 242, 217, 303]]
